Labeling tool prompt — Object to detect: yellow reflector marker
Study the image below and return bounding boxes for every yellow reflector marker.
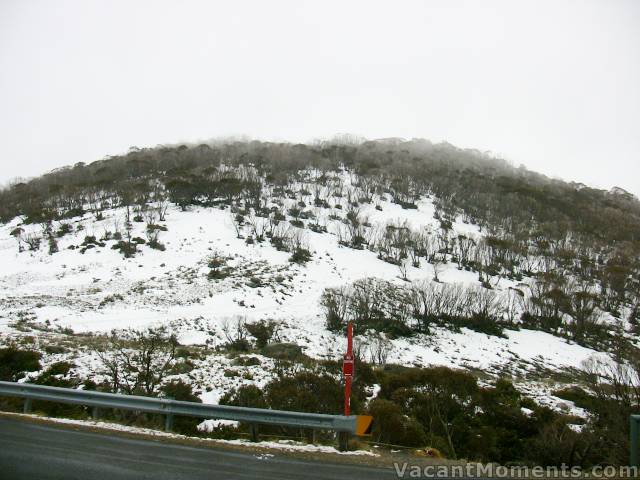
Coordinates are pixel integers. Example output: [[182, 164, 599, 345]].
[[355, 415, 373, 436]]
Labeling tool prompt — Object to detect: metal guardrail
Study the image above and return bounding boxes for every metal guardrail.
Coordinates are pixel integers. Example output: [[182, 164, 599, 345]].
[[0, 381, 357, 437], [631, 415, 640, 466]]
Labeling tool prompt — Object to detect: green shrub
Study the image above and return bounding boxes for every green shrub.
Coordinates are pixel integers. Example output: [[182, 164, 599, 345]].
[[266, 371, 356, 415], [553, 386, 598, 412], [245, 320, 278, 349], [367, 398, 427, 447], [0, 347, 41, 381], [207, 253, 232, 280], [289, 247, 312, 264], [232, 356, 262, 367], [44, 361, 73, 377], [56, 223, 73, 237], [220, 385, 267, 409], [31, 362, 84, 418], [160, 380, 201, 434], [452, 313, 505, 337], [148, 239, 166, 251], [111, 240, 138, 257], [171, 359, 195, 374], [44, 344, 67, 355], [260, 343, 304, 361]]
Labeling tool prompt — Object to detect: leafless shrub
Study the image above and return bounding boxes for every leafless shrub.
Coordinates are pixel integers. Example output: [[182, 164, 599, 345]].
[[221, 316, 250, 351], [93, 326, 178, 396], [23, 233, 41, 251], [367, 333, 392, 365]]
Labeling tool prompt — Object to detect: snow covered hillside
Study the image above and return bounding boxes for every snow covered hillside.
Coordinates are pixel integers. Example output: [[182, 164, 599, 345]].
[[0, 169, 613, 411]]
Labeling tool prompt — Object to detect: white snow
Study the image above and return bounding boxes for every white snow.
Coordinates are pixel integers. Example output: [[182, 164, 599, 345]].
[[198, 419, 240, 431], [0, 181, 615, 410]]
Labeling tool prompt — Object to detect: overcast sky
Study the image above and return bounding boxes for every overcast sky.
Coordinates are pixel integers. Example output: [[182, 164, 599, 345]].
[[1, 0, 639, 195]]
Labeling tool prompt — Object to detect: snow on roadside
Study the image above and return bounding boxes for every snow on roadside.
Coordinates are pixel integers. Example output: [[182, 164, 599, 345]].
[[198, 419, 239, 431], [4, 412, 377, 457]]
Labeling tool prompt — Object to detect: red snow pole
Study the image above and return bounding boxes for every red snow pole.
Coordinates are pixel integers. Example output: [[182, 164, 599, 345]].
[[342, 322, 354, 416]]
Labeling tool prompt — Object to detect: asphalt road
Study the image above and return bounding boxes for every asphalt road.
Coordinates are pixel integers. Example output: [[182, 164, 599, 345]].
[[0, 417, 398, 480]]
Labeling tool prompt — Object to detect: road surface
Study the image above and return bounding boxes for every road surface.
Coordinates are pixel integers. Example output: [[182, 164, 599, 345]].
[[0, 417, 397, 479]]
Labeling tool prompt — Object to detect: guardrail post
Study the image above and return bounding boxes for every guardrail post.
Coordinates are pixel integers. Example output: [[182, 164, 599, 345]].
[[631, 416, 639, 467], [338, 431, 349, 452], [164, 397, 174, 432], [165, 413, 174, 432], [23, 398, 32, 414], [249, 424, 259, 442], [311, 429, 316, 445], [92, 406, 100, 420]]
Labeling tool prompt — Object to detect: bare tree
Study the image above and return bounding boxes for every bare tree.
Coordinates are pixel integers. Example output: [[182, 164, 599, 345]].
[[246, 211, 269, 242], [581, 354, 640, 410], [221, 316, 249, 351], [567, 283, 601, 342], [454, 234, 476, 268], [157, 198, 169, 222], [504, 287, 525, 325], [398, 257, 410, 282], [229, 208, 244, 238], [432, 256, 443, 282], [86, 188, 103, 220], [143, 207, 158, 226], [10, 227, 24, 252], [23, 232, 41, 251], [368, 333, 392, 365], [94, 326, 178, 396], [466, 286, 505, 321]]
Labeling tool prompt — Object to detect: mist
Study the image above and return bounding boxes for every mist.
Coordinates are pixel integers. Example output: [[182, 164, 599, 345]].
[[1, 0, 639, 195]]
